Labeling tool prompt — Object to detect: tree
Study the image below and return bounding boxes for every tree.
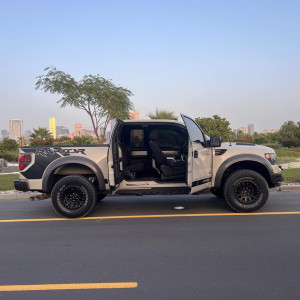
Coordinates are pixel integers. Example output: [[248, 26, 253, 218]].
[[0, 138, 18, 151], [72, 135, 97, 145], [148, 109, 178, 120], [36, 67, 134, 143], [279, 121, 300, 147], [195, 115, 232, 141], [30, 127, 53, 145]]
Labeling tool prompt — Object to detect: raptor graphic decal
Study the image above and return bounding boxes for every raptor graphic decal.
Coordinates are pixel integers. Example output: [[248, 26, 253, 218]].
[[35, 148, 86, 157]]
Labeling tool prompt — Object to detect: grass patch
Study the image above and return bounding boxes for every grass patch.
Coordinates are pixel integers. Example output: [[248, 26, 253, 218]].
[[0, 174, 19, 191], [276, 148, 300, 164], [275, 147, 300, 160], [282, 168, 300, 183], [277, 157, 299, 164]]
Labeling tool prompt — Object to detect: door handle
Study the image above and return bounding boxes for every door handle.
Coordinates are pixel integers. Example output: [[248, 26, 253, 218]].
[[194, 150, 198, 158]]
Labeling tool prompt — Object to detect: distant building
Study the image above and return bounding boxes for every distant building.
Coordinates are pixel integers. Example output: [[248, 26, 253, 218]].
[[262, 128, 280, 134], [9, 119, 22, 141], [56, 126, 69, 137], [0, 129, 9, 140], [129, 110, 140, 120], [106, 131, 111, 141], [82, 128, 96, 137], [24, 129, 32, 141], [97, 126, 105, 137], [74, 124, 83, 137], [248, 124, 254, 136], [238, 127, 248, 134], [49, 117, 56, 139]]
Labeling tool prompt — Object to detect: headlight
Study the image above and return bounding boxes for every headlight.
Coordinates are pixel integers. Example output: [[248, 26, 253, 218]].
[[265, 153, 277, 165]]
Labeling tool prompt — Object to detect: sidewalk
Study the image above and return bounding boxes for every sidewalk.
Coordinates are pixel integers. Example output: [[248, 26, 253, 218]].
[[0, 191, 43, 200]]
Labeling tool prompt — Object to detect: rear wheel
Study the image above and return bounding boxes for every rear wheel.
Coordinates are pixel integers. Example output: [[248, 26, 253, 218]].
[[51, 175, 97, 218], [224, 170, 269, 212]]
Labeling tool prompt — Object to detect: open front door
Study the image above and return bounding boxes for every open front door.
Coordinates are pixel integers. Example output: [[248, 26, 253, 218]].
[[108, 119, 123, 190], [181, 114, 212, 194]]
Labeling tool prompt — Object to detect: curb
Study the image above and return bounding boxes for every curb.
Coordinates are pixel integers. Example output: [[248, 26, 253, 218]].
[[0, 191, 43, 200]]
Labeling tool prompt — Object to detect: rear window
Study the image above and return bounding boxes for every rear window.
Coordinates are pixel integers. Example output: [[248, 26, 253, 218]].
[[130, 129, 144, 147]]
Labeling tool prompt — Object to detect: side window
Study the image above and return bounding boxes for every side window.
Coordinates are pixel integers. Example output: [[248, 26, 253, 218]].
[[157, 130, 185, 149], [130, 129, 144, 148]]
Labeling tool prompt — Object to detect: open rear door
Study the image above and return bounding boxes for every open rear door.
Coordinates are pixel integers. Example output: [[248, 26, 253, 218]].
[[108, 119, 123, 190], [181, 114, 212, 194]]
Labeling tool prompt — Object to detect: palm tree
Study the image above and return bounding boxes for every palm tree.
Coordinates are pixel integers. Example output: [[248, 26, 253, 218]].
[[72, 135, 97, 145], [148, 109, 178, 120], [30, 127, 52, 141]]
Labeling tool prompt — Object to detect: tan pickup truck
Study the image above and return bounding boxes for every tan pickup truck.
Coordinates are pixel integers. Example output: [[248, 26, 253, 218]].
[[15, 114, 283, 218]]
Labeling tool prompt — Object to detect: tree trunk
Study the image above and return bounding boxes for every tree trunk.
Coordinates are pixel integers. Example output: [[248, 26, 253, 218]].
[[88, 114, 101, 144]]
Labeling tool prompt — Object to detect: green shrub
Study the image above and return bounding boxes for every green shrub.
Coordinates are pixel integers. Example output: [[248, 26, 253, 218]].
[[0, 150, 18, 162], [0, 138, 18, 151]]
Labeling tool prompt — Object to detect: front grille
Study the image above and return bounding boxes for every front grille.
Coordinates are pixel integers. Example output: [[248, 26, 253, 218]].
[[215, 149, 227, 156]]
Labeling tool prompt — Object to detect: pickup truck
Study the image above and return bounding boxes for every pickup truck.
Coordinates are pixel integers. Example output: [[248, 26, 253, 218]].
[[14, 114, 283, 218]]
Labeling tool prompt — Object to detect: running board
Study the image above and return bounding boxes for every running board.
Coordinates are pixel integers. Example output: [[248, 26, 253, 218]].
[[116, 187, 191, 196]]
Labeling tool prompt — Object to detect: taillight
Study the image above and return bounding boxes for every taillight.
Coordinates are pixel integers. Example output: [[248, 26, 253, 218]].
[[19, 154, 32, 170]]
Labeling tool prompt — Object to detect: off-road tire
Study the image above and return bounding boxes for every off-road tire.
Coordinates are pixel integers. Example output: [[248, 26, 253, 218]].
[[224, 169, 269, 212], [51, 175, 97, 218]]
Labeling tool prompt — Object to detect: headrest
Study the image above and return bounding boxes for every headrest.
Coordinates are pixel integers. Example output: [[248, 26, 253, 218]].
[[149, 129, 159, 140]]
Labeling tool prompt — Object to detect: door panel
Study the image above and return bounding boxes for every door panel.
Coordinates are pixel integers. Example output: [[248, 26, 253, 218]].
[[108, 119, 123, 188], [181, 114, 212, 194]]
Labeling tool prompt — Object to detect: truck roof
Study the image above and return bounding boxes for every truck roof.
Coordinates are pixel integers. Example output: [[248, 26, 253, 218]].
[[123, 119, 184, 125]]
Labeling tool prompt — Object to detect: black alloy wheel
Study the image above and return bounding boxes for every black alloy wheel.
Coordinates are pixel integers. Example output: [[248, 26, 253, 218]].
[[51, 175, 97, 218], [224, 169, 269, 212], [233, 179, 260, 205], [59, 185, 87, 210]]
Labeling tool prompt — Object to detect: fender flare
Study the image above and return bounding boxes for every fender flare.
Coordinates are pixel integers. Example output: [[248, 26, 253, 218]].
[[42, 156, 106, 192], [214, 154, 273, 189]]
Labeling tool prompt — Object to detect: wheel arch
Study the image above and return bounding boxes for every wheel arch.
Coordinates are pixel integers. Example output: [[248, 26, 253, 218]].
[[42, 156, 106, 193], [214, 154, 274, 189]]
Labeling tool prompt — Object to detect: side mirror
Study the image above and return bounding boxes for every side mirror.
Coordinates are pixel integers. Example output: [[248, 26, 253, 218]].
[[210, 136, 221, 147]]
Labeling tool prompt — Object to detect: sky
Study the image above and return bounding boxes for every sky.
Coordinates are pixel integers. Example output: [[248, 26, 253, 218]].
[[0, 0, 299, 133]]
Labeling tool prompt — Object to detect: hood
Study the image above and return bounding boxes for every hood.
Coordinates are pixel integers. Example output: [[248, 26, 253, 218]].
[[219, 142, 275, 154]]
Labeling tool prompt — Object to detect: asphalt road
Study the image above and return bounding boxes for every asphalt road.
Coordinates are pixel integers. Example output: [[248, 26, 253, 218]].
[[0, 191, 300, 299]]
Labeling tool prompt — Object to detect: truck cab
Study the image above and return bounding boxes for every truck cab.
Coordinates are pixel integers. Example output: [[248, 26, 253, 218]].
[[108, 114, 216, 196]]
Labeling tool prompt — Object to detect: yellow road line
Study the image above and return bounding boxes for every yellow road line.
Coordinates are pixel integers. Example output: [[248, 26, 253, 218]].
[[0, 282, 138, 292], [0, 211, 300, 223]]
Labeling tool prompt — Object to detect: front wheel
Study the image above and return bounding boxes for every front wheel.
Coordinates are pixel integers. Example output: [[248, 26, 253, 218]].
[[51, 175, 97, 218], [224, 170, 269, 212]]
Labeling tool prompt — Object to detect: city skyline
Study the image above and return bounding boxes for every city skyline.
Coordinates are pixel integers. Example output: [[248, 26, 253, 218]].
[[1, 114, 282, 142]]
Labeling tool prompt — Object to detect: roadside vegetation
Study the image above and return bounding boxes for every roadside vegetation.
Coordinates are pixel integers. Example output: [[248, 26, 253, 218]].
[[282, 168, 300, 183], [0, 174, 19, 191], [148, 109, 178, 120], [0, 138, 18, 162], [275, 148, 300, 164]]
